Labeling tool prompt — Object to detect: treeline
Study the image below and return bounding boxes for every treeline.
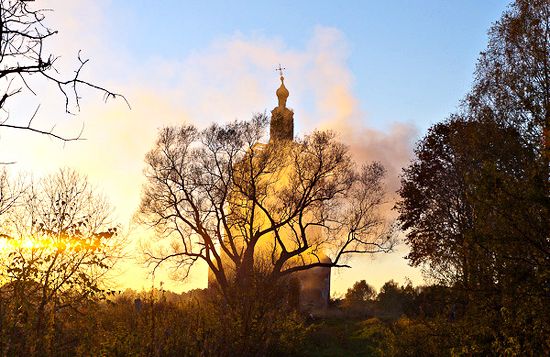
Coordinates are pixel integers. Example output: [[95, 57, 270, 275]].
[[1, 282, 306, 356], [307, 278, 549, 356], [3, 276, 532, 356], [305, 280, 470, 356], [0, 279, 487, 356]]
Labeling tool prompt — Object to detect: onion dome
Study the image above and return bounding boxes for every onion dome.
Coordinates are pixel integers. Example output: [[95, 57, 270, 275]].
[[276, 76, 289, 108]]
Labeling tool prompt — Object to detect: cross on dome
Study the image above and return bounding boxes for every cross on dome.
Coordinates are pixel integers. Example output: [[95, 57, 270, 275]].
[[275, 64, 286, 78]]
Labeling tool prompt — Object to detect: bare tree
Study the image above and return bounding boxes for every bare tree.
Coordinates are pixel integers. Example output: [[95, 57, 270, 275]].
[[0, 0, 127, 141], [0, 168, 23, 217], [0, 168, 124, 355], [137, 114, 394, 300]]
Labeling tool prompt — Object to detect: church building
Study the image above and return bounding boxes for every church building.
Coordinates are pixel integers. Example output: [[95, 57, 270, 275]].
[[208, 69, 331, 311], [269, 68, 331, 310]]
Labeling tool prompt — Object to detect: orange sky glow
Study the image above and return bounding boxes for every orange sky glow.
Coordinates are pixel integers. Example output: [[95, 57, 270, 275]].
[[0, 0, 510, 296]]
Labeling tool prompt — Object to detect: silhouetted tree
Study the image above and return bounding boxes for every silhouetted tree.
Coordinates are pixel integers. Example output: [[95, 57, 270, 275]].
[[138, 114, 395, 301], [398, 8, 550, 344], [376, 280, 407, 320], [0, 0, 126, 141], [0, 168, 23, 215], [398, 117, 544, 284], [0, 169, 123, 355], [344, 280, 376, 304], [467, 0, 549, 179], [397, 6, 550, 348]]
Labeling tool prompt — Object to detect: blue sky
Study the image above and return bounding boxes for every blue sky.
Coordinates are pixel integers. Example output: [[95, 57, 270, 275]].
[[106, 0, 508, 132], [2, 0, 510, 293]]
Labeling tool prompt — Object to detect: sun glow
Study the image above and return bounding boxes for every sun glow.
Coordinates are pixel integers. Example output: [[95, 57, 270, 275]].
[[0, 235, 104, 252]]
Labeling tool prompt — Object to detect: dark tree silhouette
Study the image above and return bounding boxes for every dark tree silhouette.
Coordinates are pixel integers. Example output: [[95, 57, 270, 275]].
[[137, 115, 395, 300], [467, 0, 550, 177], [397, 117, 546, 286], [0, 0, 127, 141], [344, 280, 376, 303], [397, 7, 550, 353]]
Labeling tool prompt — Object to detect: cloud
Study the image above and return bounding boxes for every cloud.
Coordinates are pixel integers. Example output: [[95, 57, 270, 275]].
[[0, 2, 421, 292]]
